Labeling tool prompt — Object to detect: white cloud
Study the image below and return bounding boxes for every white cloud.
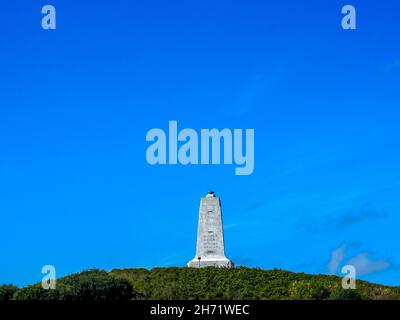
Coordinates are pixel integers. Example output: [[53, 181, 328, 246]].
[[327, 244, 390, 276], [327, 244, 346, 274], [347, 253, 390, 276]]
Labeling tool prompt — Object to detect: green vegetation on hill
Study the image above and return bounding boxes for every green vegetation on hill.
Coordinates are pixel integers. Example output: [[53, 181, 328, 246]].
[[0, 285, 18, 301], [2, 267, 399, 300], [111, 267, 400, 300], [9, 270, 134, 300]]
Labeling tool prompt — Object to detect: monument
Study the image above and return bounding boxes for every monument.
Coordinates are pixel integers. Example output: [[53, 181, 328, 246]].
[[187, 191, 233, 268]]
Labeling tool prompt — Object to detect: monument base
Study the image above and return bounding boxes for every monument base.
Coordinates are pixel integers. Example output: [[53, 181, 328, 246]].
[[187, 257, 234, 268]]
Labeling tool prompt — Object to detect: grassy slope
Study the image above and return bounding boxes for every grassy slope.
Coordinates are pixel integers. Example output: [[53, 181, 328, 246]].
[[111, 267, 400, 300]]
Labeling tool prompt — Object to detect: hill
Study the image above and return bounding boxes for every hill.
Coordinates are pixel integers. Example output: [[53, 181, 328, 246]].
[[111, 267, 400, 300], [2, 267, 399, 300]]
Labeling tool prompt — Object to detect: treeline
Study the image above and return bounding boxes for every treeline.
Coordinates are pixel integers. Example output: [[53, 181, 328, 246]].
[[111, 267, 400, 300], [1, 267, 399, 300], [1, 270, 134, 300]]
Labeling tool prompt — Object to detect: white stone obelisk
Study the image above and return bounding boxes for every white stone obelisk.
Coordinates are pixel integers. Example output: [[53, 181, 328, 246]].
[[187, 191, 233, 268]]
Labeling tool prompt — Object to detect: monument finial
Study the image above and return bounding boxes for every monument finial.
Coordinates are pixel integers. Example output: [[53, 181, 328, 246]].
[[206, 190, 215, 198]]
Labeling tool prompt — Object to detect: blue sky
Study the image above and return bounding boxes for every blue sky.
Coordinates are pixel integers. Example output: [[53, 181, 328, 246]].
[[1, 0, 400, 286]]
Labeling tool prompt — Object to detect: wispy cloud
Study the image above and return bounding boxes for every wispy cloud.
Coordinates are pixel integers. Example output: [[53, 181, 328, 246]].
[[327, 244, 390, 276], [327, 244, 346, 274], [347, 253, 390, 276], [224, 223, 239, 230], [246, 201, 266, 212], [328, 209, 388, 230], [381, 59, 400, 71], [228, 69, 284, 118], [296, 207, 388, 233]]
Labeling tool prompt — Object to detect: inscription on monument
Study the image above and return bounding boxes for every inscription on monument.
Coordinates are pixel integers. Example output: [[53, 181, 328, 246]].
[[187, 191, 233, 268]]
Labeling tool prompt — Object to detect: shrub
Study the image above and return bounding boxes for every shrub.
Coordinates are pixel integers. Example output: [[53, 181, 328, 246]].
[[0, 285, 19, 301], [368, 287, 395, 300], [289, 281, 330, 300], [330, 288, 363, 300], [5, 267, 399, 300], [13, 270, 134, 300]]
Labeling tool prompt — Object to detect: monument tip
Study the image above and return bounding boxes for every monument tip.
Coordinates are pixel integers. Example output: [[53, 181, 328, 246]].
[[207, 191, 215, 197]]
